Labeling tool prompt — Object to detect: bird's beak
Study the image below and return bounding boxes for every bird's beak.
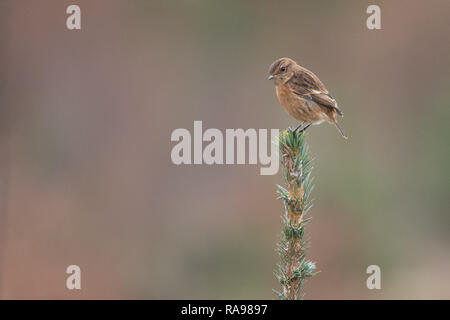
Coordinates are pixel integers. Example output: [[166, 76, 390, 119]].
[[268, 75, 274, 80]]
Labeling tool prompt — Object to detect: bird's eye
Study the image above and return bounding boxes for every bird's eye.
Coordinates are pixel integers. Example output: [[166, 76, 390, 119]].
[[280, 66, 286, 72]]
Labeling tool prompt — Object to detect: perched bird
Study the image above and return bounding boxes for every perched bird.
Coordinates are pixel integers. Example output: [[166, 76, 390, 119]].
[[268, 57, 347, 139]]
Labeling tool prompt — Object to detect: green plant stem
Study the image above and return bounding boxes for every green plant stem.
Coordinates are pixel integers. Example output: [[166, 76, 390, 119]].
[[274, 130, 317, 300]]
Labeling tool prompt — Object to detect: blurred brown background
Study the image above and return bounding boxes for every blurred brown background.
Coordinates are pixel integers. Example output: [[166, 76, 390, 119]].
[[0, 0, 449, 299]]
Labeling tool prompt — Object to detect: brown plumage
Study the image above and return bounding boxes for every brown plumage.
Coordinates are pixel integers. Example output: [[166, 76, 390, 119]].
[[268, 57, 347, 139]]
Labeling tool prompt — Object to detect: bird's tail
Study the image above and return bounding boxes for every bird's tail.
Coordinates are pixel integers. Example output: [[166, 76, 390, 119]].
[[334, 121, 348, 139]]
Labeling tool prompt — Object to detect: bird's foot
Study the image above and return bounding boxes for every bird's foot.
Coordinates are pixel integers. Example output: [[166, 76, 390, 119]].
[[293, 123, 303, 135], [297, 123, 311, 135], [292, 123, 311, 136]]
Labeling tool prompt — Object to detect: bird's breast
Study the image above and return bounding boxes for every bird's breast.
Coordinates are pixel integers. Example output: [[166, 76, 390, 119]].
[[275, 84, 307, 121], [275, 84, 296, 109]]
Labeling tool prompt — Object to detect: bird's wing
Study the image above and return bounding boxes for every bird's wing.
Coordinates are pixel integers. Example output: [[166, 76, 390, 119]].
[[308, 91, 343, 116], [289, 69, 343, 116]]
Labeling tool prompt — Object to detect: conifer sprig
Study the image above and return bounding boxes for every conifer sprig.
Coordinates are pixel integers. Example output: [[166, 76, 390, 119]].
[[274, 130, 318, 300]]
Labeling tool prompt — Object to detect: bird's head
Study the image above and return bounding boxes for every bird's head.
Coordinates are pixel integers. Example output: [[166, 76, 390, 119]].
[[268, 57, 296, 85]]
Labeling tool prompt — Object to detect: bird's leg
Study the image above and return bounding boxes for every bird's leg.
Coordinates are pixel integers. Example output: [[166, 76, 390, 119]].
[[292, 123, 311, 136], [288, 123, 303, 137], [293, 123, 304, 134], [296, 123, 311, 135], [288, 123, 312, 137]]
